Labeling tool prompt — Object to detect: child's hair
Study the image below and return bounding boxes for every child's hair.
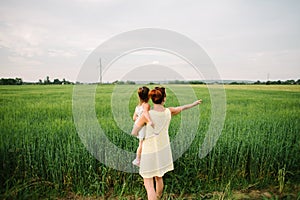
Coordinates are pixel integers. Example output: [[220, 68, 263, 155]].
[[138, 86, 150, 103], [149, 87, 166, 104]]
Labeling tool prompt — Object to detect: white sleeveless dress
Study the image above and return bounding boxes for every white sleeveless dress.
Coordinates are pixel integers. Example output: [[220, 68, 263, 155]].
[[134, 103, 145, 140], [139, 108, 174, 178]]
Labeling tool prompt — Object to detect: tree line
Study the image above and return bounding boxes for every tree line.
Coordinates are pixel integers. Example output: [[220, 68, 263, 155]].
[[0, 76, 73, 85], [229, 79, 300, 85], [253, 79, 300, 85], [0, 77, 299, 85]]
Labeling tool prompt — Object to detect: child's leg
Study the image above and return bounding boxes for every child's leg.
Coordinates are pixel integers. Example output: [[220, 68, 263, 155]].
[[136, 140, 143, 160], [133, 140, 143, 166]]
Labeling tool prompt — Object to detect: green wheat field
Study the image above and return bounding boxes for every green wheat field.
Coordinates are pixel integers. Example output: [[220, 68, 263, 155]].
[[1, 84, 300, 199]]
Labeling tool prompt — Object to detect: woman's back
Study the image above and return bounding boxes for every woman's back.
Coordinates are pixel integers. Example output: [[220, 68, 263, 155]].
[[139, 108, 174, 178]]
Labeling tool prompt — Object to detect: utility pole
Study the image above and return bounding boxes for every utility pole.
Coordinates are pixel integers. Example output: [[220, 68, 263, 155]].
[[99, 58, 102, 84]]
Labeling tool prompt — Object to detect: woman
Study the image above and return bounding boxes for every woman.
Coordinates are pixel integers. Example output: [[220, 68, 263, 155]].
[[132, 87, 202, 200]]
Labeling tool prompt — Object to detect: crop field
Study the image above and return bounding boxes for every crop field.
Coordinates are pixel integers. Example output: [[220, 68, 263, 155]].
[[1, 84, 300, 199]]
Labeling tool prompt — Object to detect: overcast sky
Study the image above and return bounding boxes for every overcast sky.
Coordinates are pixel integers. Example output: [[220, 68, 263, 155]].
[[0, 0, 299, 82]]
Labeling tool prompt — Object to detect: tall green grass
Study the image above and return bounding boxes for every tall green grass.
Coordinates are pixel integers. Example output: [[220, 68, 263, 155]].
[[0, 85, 299, 199]]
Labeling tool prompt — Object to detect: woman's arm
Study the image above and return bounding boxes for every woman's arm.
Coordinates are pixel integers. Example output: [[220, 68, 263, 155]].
[[142, 103, 153, 126], [169, 99, 202, 116], [131, 114, 148, 136]]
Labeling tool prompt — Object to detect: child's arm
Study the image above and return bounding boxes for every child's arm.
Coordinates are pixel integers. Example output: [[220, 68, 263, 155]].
[[142, 103, 154, 127], [169, 99, 202, 116], [133, 111, 138, 121]]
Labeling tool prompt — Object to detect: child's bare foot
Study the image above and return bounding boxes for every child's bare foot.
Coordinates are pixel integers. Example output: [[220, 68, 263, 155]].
[[132, 158, 140, 167]]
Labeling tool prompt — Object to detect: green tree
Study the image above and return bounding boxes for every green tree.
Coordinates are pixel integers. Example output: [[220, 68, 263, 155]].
[[44, 76, 51, 84], [53, 78, 61, 85]]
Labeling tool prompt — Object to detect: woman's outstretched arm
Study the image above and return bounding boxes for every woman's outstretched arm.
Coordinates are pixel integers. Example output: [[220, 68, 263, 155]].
[[169, 99, 202, 116]]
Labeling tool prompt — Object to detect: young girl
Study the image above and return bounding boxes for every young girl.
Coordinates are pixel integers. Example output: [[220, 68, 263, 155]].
[[132, 86, 153, 166]]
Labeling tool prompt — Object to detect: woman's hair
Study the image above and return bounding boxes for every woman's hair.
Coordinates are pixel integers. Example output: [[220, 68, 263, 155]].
[[149, 87, 166, 104], [138, 86, 150, 103]]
